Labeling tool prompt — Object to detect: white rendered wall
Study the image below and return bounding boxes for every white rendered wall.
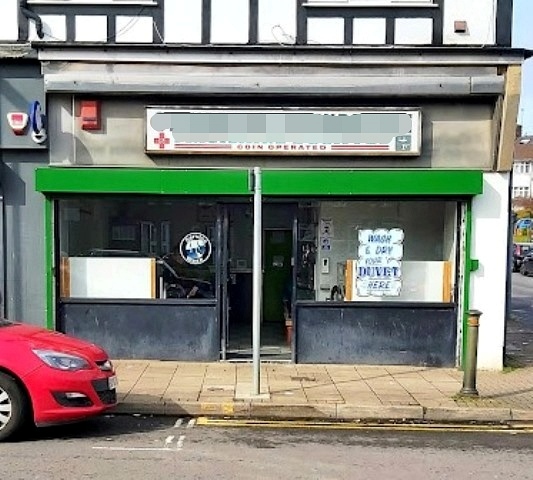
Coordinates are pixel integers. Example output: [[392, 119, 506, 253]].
[[470, 172, 510, 370], [443, 0, 496, 45], [29, 15, 66, 42], [394, 18, 433, 45], [164, 0, 203, 44], [307, 18, 345, 45], [210, 0, 249, 44], [352, 18, 386, 45], [0, 0, 18, 41], [75, 16, 107, 43], [258, 0, 297, 44]]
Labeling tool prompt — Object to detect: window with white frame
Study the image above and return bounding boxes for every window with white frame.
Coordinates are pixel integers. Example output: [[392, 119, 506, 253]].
[[305, 0, 434, 5], [513, 186, 531, 198], [514, 162, 531, 174]]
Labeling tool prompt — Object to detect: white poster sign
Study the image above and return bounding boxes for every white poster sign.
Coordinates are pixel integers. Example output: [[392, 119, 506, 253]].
[[356, 228, 404, 297]]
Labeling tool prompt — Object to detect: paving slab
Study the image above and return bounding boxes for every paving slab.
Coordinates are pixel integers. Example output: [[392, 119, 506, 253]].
[[111, 360, 533, 427]]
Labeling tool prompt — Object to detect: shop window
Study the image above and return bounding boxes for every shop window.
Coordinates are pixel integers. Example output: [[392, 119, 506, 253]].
[[296, 200, 458, 303], [58, 197, 216, 301]]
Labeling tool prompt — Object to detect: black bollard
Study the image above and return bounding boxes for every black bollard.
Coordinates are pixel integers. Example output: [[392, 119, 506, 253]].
[[460, 309, 482, 397]]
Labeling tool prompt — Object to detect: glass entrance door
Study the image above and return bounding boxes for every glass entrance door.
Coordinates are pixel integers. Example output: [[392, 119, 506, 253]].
[[220, 202, 295, 361]]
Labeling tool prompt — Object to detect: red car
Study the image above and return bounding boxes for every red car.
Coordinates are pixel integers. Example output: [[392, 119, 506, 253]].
[[0, 318, 117, 441]]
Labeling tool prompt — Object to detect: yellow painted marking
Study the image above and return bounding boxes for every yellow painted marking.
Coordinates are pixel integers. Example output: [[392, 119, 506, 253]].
[[195, 417, 533, 434], [222, 403, 235, 415]]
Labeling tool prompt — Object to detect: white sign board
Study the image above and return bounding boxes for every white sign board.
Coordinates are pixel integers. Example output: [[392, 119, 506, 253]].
[[356, 228, 404, 297], [68, 257, 155, 299], [145, 108, 421, 156]]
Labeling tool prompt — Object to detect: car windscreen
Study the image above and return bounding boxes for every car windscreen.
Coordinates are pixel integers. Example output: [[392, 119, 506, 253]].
[[0, 318, 13, 327]]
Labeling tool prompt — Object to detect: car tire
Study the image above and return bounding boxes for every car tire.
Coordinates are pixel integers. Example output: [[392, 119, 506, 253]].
[[0, 372, 29, 442]]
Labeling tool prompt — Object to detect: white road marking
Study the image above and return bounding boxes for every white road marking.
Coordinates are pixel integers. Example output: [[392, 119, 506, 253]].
[[93, 446, 177, 452], [91, 420, 192, 453]]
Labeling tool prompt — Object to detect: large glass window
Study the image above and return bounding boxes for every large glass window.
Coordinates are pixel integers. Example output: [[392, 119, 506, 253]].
[[296, 200, 458, 303], [58, 197, 217, 300]]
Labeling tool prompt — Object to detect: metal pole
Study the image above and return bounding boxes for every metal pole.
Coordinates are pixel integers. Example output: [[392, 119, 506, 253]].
[[252, 167, 262, 395], [460, 309, 482, 397]]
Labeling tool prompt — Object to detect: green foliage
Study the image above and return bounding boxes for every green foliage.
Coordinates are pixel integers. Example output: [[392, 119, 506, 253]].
[[516, 210, 533, 219]]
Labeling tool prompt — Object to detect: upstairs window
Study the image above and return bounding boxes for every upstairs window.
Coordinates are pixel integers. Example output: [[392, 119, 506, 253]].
[[305, 0, 435, 5]]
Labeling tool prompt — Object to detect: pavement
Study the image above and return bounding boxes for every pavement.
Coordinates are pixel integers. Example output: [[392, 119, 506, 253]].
[[112, 360, 533, 426]]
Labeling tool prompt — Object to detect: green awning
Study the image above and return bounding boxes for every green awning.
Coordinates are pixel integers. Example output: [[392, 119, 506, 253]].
[[36, 167, 483, 196]]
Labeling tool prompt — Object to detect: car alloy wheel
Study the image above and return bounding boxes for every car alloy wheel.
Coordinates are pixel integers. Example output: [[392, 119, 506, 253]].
[[0, 372, 28, 441]]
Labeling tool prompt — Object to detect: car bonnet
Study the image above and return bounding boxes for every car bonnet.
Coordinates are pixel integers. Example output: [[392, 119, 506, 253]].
[[1, 323, 108, 361]]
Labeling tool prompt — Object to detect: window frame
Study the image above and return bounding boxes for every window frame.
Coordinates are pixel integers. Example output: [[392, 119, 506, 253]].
[[304, 0, 437, 7], [27, 0, 157, 5]]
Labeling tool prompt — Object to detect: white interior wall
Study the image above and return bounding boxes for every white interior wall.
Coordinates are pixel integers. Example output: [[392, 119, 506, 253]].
[[470, 172, 510, 370], [316, 201, 450, 301]]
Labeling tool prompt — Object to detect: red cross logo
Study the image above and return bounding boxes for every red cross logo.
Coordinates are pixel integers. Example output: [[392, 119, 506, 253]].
[[153, 132, 171, 150]]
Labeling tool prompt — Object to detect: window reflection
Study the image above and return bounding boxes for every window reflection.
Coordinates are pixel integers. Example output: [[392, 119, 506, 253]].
[[58, 197, 217, 300]]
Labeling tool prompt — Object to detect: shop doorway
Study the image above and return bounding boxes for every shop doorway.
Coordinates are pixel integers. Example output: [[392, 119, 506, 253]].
[[222, 203, 294, 361]]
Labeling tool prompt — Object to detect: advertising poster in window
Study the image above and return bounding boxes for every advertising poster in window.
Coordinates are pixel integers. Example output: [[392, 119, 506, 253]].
[[356, 228, 404, 297]]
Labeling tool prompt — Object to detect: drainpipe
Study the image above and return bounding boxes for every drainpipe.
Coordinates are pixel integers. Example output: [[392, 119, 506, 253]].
[[20, 0, 44, 39]]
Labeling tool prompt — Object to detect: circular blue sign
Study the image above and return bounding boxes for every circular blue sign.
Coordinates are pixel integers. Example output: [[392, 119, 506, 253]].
[[179, 232, 212, 265]]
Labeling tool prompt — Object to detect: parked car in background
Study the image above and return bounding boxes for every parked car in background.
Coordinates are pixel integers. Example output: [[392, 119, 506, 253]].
[[520, 251, 533, 276], [0, 319, 117, 441], [513, 243, 533, 272]]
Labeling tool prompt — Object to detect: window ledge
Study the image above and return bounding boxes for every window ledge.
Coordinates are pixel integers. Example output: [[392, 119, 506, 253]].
[[303, 2, 438, 7], [27, 0, 157, 5]]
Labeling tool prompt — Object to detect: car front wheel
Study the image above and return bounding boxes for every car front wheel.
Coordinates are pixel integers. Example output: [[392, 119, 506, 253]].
[[0, 372, 29, 441]]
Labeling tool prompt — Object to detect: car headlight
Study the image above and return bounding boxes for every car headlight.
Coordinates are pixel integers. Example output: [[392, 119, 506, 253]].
[[32, 349, 91, 371]]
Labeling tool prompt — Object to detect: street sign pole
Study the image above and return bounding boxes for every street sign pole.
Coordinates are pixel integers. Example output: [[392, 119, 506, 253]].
[[252, 167, 262, 395]]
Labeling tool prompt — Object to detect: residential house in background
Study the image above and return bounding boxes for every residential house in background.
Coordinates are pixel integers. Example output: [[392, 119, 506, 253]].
[[512, 126, 533, 199], [0, 0, 527, 370]]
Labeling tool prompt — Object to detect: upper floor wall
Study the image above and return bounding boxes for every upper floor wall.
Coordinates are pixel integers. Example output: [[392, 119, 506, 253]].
[[0, 0, 513, 48]]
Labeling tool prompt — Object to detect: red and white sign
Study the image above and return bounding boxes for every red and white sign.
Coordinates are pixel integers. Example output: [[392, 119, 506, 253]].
[[6, 112, 29, 135], [145, 108, 421, 156]]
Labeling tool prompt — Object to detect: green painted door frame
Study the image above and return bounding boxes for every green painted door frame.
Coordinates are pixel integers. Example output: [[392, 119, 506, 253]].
[[44, 198, 54, 330]]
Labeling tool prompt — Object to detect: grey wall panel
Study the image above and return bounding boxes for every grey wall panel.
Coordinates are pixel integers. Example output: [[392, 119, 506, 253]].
[[49, 96, 496, 170], [2, 159, 47, 326], [295, 304, 457, 366], [0, 63, 46, 149], [60, 301, 220, 361]]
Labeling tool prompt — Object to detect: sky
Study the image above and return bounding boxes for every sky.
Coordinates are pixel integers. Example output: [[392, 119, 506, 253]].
[[513, 0, 533, 135]]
